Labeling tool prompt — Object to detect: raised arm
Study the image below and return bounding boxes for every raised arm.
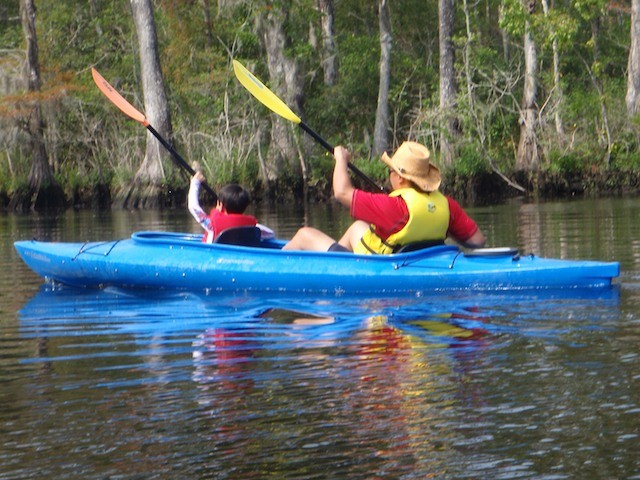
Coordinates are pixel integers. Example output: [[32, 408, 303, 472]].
[[188, 172, 212, 232], [332, 146, 356, 207]]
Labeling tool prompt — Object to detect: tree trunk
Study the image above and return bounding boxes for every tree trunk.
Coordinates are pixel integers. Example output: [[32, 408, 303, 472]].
[[627, 0, 640, 116], [462, 0, 475, 114], [515, 21, 540, 172], [373, 0, 391, 157], [256, 6, 304, 184], [11, 0, 65, 212], [499, 2, 510, 63], [588, 18, 612, 166], [89, 0, 103, 36], [124, 0, 174, 208], [202, 0, 213, 49], [317, 0, 337, 86], [541, 0, 565, 139], [439, 0, 459, 168]]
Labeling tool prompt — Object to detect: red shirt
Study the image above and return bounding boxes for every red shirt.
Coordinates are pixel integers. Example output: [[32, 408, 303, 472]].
[[351, 190, 479, 243]]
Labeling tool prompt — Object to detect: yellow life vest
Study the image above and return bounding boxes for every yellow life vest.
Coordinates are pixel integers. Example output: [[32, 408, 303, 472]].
[[355, 188, 450, 255]]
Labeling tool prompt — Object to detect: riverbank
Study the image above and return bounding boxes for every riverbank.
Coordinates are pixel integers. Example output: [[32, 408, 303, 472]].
[[3, 169, 640, 212], [446, 169, 640, 206]]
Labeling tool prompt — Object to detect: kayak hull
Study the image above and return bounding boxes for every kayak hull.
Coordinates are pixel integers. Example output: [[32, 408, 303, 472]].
[[14, 231, 620, 293]]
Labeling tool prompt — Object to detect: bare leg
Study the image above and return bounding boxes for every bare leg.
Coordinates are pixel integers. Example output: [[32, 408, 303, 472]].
[[337, 220, 369, 251], [282, 227, 337, 251]]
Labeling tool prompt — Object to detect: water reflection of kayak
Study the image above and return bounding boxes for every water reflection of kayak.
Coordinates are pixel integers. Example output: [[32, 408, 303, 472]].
[[18, 283, 620, 341], [14, 231, 620, 293]]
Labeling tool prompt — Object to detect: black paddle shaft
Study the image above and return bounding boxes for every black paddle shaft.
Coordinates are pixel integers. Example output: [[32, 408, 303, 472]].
[[298, 122, 387, 193], [148, 120, 383, 198], [146, 124, 218, 201]]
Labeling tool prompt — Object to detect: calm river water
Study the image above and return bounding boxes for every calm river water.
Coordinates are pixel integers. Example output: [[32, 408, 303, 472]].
[[1, 197, 639, 479]]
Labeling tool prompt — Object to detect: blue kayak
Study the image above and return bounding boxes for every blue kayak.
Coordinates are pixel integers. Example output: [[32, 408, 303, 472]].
[[14, 231, 620, 293]]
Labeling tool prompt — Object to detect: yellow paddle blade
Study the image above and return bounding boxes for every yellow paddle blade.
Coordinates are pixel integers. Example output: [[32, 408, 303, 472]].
[[232, 60, 301, 124], [91, 67, 148, 126]]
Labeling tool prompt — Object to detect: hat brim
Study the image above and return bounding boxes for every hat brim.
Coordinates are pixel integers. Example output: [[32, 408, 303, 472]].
[[380, 151, 441, 192], [381, 151, 393, 170]]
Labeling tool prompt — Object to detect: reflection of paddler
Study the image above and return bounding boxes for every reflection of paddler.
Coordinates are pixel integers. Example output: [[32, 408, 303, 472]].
[[344, 314, 454, 474], [359, 313, 487, 369], [356, 315, 416, 385], [191, 328, 256, 454], [257, 307, 339, 349], [366, 314, 484, 343], [192, 328, 256, 391], [193, 328, 255, 359], [420, 307, 489, 340], [359, 315, 410, 357], [407, 317, 487, 340], [258, 308, 335, 326]]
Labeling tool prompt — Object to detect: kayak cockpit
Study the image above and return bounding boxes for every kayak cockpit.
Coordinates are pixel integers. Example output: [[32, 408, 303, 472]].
[[131, 230, 286, 250], [130, 231, 524, 258]]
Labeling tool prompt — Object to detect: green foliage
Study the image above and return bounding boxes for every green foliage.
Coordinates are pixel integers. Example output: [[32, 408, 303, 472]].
[[351, 148, 389, 185], [207, 153, 261, 190], [536, 9, 579, 51], [306, 153, 334, 191], [39, 1, 134, 72], [499, 0, 528, 37], [610, 133, 640, 172], [321, 35, 381, 137], [0, 0, 21, 49], [546, 150, 586, 175], [56, 160, 112, 193], [571, 0, 608, 22], [454, 144, 491, 176], [0, 152, 18, 193]]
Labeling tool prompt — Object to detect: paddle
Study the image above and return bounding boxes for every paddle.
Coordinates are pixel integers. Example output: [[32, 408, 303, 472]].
[[232, 60, 386, 193], [91, 67, 217, 199]]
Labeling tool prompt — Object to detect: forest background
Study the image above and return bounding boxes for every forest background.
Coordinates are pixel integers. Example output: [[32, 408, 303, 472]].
[[2, 0, 640, 211]]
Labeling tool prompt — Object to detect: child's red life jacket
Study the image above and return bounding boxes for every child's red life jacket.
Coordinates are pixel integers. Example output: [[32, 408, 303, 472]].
[[203, 210, 257, 243]]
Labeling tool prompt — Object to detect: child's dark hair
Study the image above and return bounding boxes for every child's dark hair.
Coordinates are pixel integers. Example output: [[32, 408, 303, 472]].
[[218, 184, 251, 213]]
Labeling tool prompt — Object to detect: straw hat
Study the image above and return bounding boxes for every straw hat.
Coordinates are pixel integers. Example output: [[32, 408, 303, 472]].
[[381, 141, 441, 192]]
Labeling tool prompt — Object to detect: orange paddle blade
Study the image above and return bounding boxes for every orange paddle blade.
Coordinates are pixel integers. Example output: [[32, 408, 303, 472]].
[[91, 67, 148, 126]]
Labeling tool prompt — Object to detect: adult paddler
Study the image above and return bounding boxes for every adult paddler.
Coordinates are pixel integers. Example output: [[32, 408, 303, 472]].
[[282, 141, 486, 253]]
